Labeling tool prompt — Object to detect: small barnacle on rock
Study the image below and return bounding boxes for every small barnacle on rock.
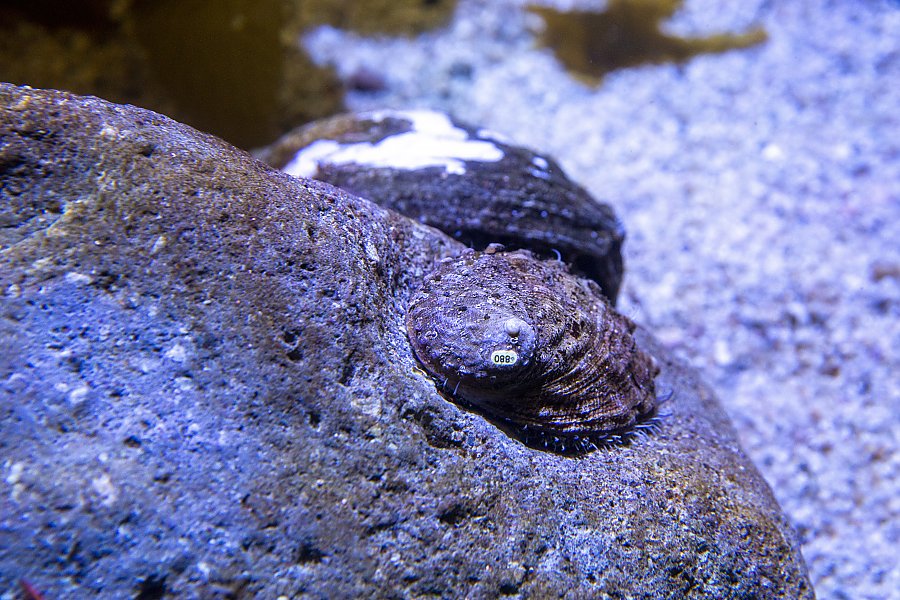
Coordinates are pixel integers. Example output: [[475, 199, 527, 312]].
[[406, 249, 660, 454]]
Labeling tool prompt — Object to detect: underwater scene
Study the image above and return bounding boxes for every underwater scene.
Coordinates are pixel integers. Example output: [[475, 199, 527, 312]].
[[1, 0, 898, 598]]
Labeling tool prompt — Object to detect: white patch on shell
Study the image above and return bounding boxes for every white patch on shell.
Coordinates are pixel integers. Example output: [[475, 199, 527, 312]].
[[476, 127, 513, 144], [283, 110, 505, 178], [531, 156, 549, 170], [528, 155, 552, 180]]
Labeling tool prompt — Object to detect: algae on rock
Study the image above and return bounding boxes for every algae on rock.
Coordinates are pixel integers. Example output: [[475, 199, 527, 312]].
[[529, 0, 767, 82]]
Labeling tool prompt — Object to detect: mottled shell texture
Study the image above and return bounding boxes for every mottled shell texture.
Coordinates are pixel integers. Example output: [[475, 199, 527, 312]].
[[407, 250, 659, 452]]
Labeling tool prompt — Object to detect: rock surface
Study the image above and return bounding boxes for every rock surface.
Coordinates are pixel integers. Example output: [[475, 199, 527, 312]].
[[0, 85, 813, 598]]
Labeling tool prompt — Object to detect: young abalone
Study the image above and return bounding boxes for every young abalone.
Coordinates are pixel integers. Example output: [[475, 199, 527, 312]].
[[406, 248, 659, 454]]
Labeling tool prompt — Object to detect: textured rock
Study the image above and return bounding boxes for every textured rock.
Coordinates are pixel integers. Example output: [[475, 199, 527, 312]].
[[0, 84, 813, 598]]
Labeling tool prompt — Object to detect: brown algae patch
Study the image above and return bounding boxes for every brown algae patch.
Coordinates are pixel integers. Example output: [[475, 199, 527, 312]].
[[529, 0, 767, 81], [297, 0, 457, 36]]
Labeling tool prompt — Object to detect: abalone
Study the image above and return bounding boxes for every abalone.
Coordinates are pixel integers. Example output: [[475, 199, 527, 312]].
[[406, 248, 659, 453], [259, 109, 626, 303]]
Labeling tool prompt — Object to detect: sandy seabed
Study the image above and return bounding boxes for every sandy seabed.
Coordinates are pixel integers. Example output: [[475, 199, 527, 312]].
[[302, 1, 900, 598]]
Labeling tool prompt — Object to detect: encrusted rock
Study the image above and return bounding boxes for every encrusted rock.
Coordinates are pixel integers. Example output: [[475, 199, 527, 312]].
[[0, 84, 813, 598]]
